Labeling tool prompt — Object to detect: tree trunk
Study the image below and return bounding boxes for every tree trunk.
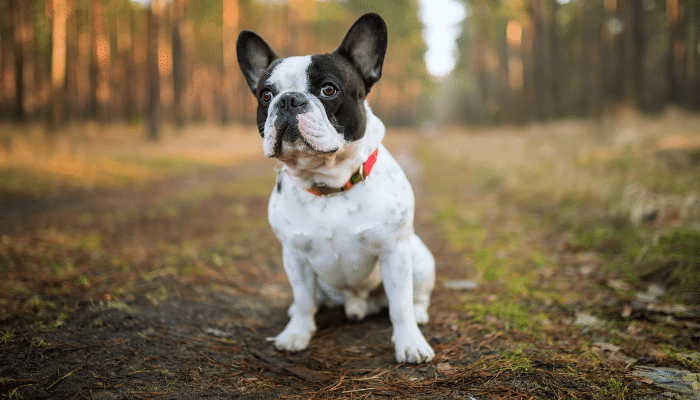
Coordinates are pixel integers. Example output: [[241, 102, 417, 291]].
[[147, 0, 163, 141], [498, 18, 510, 123], [172, 0, 187, 127], [65, 0, 78, 121], [11, 0, 25, 121], [528, 0, 552, 120], [89, 0, 109, 121], [603, 0, 623, 101], [505, 17, 525, 124], [49, 0, 69, 130], [667, 0, 684, 103], [548, 0, 561, 118], [685, 0, 700, 109], [571, 0, 585, 116], [473, 0, 488, 123], [88, 0, 98, 119], [75, 1, 92, 120], [222, 0, 238, 124], [0, 4, 7, 116], [620, 0, 644, 102], [122, 8, 138, 121], [587, 1, 605, 118], [114, 2, 131, 121]]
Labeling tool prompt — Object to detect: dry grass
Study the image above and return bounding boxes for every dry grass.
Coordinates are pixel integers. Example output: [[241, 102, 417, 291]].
[[0, 122, 263, 190]]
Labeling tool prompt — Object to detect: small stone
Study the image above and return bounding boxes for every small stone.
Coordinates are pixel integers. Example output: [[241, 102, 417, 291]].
[[635, 292, 658, 303], [646, 283, 666, 298], [574, 312, 605, 328], [678, 352, 700, 361], [205, 328, 234, 338], [593, 342, 621, 352], [621, 304, 632, 318], [607, 279, 631, 291], [443, 280, 478, 291]]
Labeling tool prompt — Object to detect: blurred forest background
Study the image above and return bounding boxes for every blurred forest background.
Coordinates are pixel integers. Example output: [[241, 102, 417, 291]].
[[3, 3, 700, 398], [0, 0, 699, 136]]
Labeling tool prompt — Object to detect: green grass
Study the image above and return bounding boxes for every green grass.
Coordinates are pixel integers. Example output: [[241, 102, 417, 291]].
[[0, 329, 15, 344], [416, 124, 699, 391], [501, 345, 533, 373], [606, 377, 630, 399], [424, 129, 699, 302], [467, 301, 534, 330]]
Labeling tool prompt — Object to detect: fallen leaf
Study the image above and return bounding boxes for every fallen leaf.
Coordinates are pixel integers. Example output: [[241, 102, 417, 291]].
[[284, 365, 332, 382], [437, 362, 456, 374]]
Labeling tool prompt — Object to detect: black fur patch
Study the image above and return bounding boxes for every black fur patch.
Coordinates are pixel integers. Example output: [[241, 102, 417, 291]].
[[307, 54, 369, 142]]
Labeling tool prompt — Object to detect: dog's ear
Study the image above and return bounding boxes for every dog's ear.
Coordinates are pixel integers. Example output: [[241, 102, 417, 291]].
[[335, 13, 387, 91], [236, 30, 279, 93]]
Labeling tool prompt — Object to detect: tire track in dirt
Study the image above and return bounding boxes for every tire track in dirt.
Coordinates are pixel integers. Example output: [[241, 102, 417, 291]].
[[0, 157, 278, 236]]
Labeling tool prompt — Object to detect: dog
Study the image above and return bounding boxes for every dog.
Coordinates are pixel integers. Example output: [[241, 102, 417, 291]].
[[236, 13, 435, 364]]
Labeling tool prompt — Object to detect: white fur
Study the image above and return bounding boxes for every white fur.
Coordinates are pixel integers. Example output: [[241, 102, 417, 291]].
[[267, 56, 312, 92], [266, 92, 436, 364]]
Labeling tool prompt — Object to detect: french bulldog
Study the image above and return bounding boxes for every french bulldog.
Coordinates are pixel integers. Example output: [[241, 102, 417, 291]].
[[236, 13, 435, 364]]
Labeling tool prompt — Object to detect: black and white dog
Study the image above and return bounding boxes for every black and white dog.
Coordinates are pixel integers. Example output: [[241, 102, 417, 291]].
[[236, 13, 435, 363]]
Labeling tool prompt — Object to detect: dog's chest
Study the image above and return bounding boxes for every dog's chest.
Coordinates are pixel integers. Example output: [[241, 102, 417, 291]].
[[268, 148, 413, 287]]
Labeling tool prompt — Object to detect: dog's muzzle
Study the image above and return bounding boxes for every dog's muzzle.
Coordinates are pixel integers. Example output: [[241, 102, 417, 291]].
[[263, 91, 342, 158], [274, 92, 310, 144]]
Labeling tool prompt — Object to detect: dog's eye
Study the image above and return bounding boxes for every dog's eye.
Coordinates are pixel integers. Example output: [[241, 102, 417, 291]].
[[261, 90, 273, 104], [321, 84, 337, 97]]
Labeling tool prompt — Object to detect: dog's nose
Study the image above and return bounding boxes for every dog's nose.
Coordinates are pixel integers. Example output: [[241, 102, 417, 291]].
[[277, 92, 308, 112]]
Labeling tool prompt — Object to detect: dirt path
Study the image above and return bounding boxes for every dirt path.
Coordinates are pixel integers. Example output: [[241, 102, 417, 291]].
[[1, 128, 698, 399]]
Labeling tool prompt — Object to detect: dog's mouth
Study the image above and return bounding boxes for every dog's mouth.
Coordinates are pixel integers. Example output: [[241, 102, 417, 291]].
[[277, 118, 305, 148], [266, 113, 340, 158], [269, 118, 309, 158]]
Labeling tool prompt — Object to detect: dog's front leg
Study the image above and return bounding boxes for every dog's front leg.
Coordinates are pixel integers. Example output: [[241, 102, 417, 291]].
[[379, 240, 435, 364], [272, 246, 318, 352]]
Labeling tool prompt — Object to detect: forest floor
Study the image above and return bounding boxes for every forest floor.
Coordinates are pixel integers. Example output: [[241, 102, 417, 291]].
[[1, 109, 699, 399]]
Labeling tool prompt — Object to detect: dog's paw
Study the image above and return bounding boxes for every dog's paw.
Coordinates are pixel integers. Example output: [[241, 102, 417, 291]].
[[414, 305, 429, 325], [269, 317, 315, 352], [271, 329, 312, 352], [392, 325, 434, 364]]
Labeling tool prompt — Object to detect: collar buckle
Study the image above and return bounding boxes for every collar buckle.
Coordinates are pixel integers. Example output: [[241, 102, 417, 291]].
[[349, 163, 365, 185]]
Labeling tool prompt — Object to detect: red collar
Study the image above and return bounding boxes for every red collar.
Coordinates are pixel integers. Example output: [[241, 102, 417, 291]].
[[305, 148, 379, 197]]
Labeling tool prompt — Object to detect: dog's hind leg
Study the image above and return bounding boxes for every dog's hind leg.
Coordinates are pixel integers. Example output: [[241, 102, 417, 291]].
[[410, 234, 435, 325]]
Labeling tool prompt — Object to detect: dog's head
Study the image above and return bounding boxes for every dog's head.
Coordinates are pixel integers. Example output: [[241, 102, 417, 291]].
[[236, 13, 387, 159]]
